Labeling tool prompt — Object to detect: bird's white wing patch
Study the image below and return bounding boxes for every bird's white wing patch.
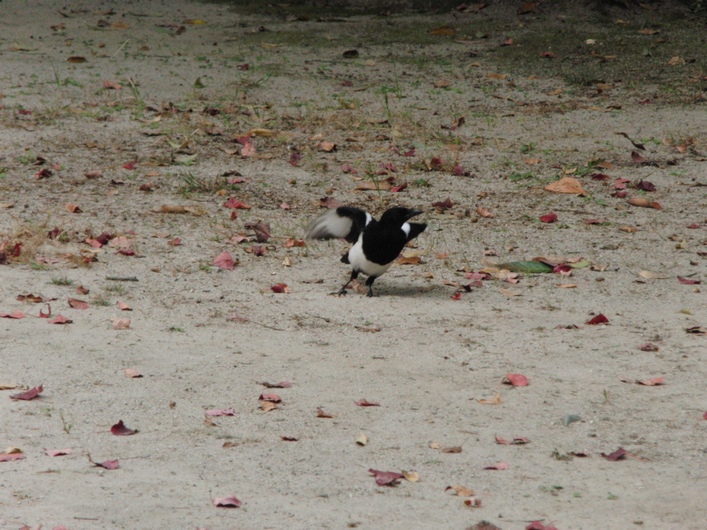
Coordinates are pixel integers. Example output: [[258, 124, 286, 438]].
[[305, 209, 353, 239], [401, 222, 411, 237], [365, 212, 373, 226]]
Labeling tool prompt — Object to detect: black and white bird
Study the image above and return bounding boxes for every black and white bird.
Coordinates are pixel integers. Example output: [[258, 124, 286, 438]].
[[305, 206, 427, 297]]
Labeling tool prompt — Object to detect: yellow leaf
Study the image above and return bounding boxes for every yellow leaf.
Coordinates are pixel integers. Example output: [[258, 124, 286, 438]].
[[499, 287, 521, 297], [477, 393, 502, 405], [487, 73, 506, 80], [638, 270, 669, 279], [447, 484, 474, 497], [430, 26, 456, 36], [523, 157, 540, 165], [355, 433, 368, 446], [402, 470, 419, 482], [184, 19, 206, 25]]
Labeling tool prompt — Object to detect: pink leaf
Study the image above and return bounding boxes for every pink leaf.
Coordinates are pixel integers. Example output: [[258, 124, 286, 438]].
[[1, 310, 25, 319], [483, 462, 509, 470], [88, 455, 119, 469], [213, 495, 241, 508], [222, 197, 251, 209], [355, 399, 380, 407], [259, 393, 281, 403], [271, 283, 289, 293], [205, 408, 236, 417], [601, 447, 626, 461], [586, 314, 609, 325], [10, 385, 43, 400], [0, 453, 26, 462], [638, 343, 659, 351], [678, 276, 701, 285], [213, 251, 236, 270], [539, 212, 557, 223], [123, 160, 136, 170], [110, 420, 138, 436], [68, 298, 88, 310], [167, 237, 182, 246], [241, 142, 256, 157], [45, 448, 72, 457], [111, 318, 130, 330], [116, 300, 132, 311], [368, 469, 404, 486], [124, 368, 142, 378], [503, 374, 529, 387], [636, 377, 664, 386]]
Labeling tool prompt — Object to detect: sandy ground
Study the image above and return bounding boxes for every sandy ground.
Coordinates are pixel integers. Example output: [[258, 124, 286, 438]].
[[1, 1, 706, 529]]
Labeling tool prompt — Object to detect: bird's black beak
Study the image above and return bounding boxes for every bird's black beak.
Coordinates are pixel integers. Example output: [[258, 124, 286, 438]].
[[405, 209, 423, 220]]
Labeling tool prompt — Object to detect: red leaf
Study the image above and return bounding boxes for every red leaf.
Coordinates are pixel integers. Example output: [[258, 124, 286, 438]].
[[404, 148, 416, 157], [116, 300, 132, 311], [553, 264, 572, 275], [452, 164, 465, 176], [49, 315, 73, 324], [315, 407, 333, 418], [244, 221, 271, 242], [35, 168, 53, 179], [110, 420, 138, 436], [259, 393, 281, 403], [222, 197, 251, 209], [591, 172, 609, 181], [167, 237, 182, 246], [284, 238, 305, 248], [271, 283, 289, 293], [432, 198, 454, 210], [355, 399, 380, 407], [288, 151, 301, 167], [483, 462, 509, 470], [503, 374, 529, 387], [586, 314, 609, 325], [213, 251, 236, 270], [703, 411, 707, 420], [213, 495, 241, 508], [638, 343, 659, 351], [45, 448, 72, 457], [10, 385, 43, 400], [116, 248, 135, 256], [637, 180, 656, 192], [251, 245, 266, 256], [678, 276, 701, 285], [526, 522, 558, 530], [241, 142, 256, 157], [39, 303, 51, 318], [391, 182, 408, 193], [450, 292, 461, 301], [1, 310, 25, 319], [368, 468, 404, 486], [539, 212, 557, 223], [631, 151, 646, 164], [0, 453, 26, 462], [123, 160, 136, 170], [430, 156, 444, 170], [540, 51, 557, 58], [601, 447, 626, 461], [68, 298, 88, 310], [205, 408, 236, 416]]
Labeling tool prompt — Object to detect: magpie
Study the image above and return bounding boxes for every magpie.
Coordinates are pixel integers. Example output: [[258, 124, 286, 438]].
[[305, 206, 427, 297]]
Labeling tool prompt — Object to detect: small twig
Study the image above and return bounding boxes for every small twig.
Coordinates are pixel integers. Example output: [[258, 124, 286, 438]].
[[106, 276, 139, 281], [114, 39, 130, 57]]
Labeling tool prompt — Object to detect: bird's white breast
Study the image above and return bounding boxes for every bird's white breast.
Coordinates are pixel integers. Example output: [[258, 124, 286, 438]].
[[348, 236, 392, 277]]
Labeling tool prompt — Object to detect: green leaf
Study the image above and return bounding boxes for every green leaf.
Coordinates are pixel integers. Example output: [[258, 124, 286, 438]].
[[498, 261, 553, 274], [569, 259, 591, 269]]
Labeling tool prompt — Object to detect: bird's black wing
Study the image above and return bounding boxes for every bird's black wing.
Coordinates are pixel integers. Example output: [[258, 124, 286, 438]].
[[305, 206, 371, 244], [405, 222, 427, 242]]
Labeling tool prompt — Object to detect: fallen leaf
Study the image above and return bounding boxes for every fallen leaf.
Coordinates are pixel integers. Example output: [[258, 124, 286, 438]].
[[402, 470, 419, 482], [638, 343, 659, 351], [244, 221, 270, 242], [319, 141, 336, 152], [483, 462, 509, 470], [1, 310, 26, 319], [637, 377, 665, 386], [10, 385, 43, 400], [368, 468, 404, 486], [111, 318, 130, 330], [441, 445, 463, 454], [685, 326, 706, 335], [544, 177, 586, 195], [601, 447, 626, 461], [476, 206, 493, 218], [477, 393, 502, 405], [65, 203, 82, 213], [110, 420, 138, 436], [271, 283, 289, 293], [430, 26, 456, 36], [495, 435, 530, 445], [280, 436, 298, 442], [213, 496, 241, 508], [539, 212, 557, 223], [260, 401, 278, 412], [88, 455, 119, 469], [68, 298, 88, 310], [638, 270, 669, 279], [499, 287, 521, 297], [124, 368, 142, 378], [586, 314, 609, 325], [356, 433, 368, 446], [45, 448, 72, 457], [355, 399, 380, 407], [205, 408, 236, 416], [316, 407, 334, 418], [222, 197, 251, 209], [628, 197, 662, 210], [66, 56, 87, 63], [259, 393, 281, 403], [678, 276, 701, 285], [213, 251, 236, 270], [0, 453, 26, 462], [259, 381, 292, 389], [117, 301, 132, 311], [503, 374, 529, 387]]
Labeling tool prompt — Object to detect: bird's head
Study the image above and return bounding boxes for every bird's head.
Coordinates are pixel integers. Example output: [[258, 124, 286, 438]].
[[379, 207, 423, 225]]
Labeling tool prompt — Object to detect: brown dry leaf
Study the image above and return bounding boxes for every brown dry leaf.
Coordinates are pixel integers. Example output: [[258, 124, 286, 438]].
[[65, 203, 82, 213], [397, 255, 421, 265], [319, 141, 336, 152], [499, 287, 521, 297], [434, 79, 451, 88], [668, 56, 685, 66], [620, 225, 638, 233], [66, 56, 87, 63], [446, 484, 475, 497], [430, 26, 456, 36], [477, 393, 502, 405], [111, 21, 129, 29], [402, 470, 419, 482], [260, 401, 278, 412], [476, 206, 493, 218], [544, 177, 586, 195], [157, 205, 189, 214], [0, 384, 19, 390], [247, 128, 275, 137], [355, 433, 368, 446], [354, 180, 391, 191], [0, 202, 15, 209], [487, 73, 506, 80], [628, 197, 662, 210], [282, 256, 292, 267], [524, 157, 540, 165], [558, 283, 577, 289], [441, 445, 463, 453], [429, 442, 441, 450], [638, 270, 669, 279], [638, 28, 659, 34]]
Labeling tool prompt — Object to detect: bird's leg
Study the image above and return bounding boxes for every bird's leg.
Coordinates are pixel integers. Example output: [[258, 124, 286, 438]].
[[337, 270, 358, 296], [365, 276, 378, 298]]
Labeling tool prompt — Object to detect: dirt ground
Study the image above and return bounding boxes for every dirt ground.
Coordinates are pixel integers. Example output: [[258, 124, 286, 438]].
[[1, 1, 706, 529]]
